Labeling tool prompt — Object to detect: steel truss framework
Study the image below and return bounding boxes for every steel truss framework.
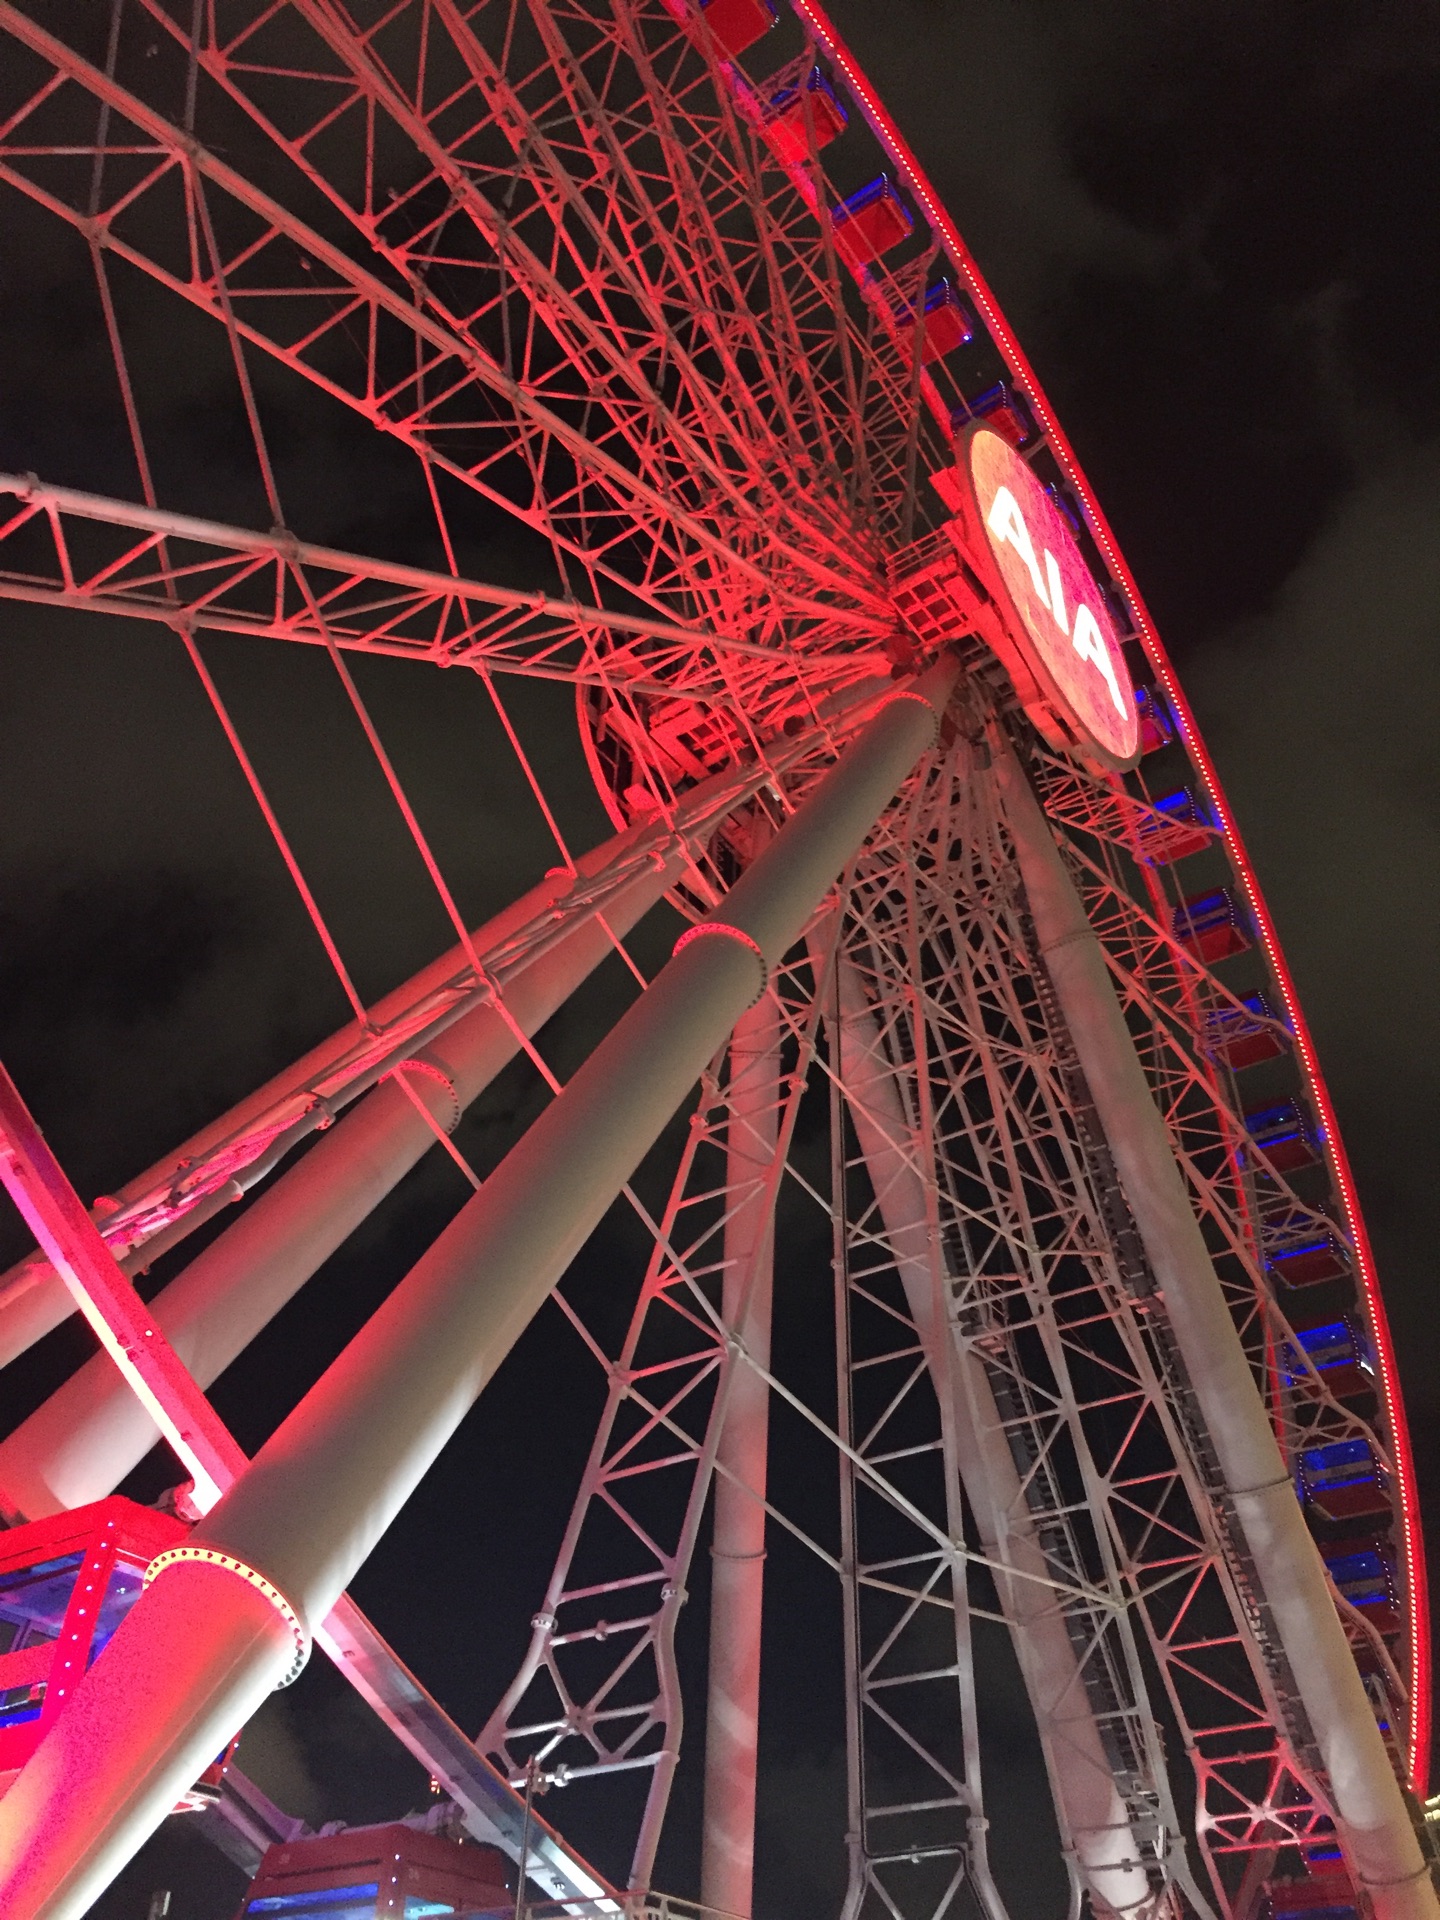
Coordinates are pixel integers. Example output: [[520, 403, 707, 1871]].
[[841, 736, 1337, 1894], [463, 724, 1413, 1919], [0, 0, 1426, 1916]]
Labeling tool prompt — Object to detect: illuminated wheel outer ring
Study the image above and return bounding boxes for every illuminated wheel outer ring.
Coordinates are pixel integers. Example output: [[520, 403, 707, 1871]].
[[787, 0, 1426, 1786]]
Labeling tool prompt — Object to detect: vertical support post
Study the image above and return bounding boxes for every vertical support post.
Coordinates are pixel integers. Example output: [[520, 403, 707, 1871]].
[[701, 987, 782, 1920], [829, 959, 867, 1920], [989, 736, 1438, 1920], [0, 663, 955, 1920], [827, 953, 1157, 1920]]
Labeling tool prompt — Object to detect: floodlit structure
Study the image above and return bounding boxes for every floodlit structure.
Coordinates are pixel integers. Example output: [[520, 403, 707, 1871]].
[[0, 4, 1429, 1920]]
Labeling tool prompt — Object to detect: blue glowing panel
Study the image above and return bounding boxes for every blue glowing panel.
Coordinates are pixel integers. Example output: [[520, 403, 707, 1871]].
[[1302, 1440, 1373, 1486], [247, 1885, 379, 1916], [0, 1553, 83, 1643]]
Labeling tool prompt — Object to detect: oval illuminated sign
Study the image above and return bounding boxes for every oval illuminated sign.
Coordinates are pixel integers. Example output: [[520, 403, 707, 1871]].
[[962, 427, 1140, 769]]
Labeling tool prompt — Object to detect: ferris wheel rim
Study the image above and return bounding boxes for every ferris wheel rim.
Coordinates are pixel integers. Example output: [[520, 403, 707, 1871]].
[[757, 0, 1427, 1792]]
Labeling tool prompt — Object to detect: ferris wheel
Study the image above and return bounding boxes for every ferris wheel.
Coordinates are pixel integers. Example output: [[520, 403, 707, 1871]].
[[0, 3, 1430, 1920]]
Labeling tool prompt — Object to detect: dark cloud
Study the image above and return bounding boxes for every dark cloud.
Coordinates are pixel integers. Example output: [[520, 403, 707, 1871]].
[[0, 862, 246, 1044], [1185, 442, 1440, 1557], [829, 0, 1440, 629]]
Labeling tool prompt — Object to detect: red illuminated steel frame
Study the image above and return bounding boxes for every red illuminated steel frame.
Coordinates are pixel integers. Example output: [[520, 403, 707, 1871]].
[[0, 3, 1425, 1920], [0, 1049, 617, 1905]]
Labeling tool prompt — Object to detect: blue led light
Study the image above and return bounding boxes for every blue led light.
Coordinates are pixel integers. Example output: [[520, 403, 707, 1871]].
[[1245, 1101, 1310, 1144], [1325, 1550, 1392, 1605], [951, 382, 1036, 442], [839, 174, 895, 218], [1302, 1440, 1376, 1489], [894, 279, 974, 339], [1044, 484, 1082, 533], [1153, 789, 1194, 821], [768, 64, 841, 107], [0, 1555, 82, 1594], [247, 1885, 380, 1915], [1307, 1440, 1371, 1469], [1173, 890, 1244, 936], [1297, 1322, 1354, 1366]]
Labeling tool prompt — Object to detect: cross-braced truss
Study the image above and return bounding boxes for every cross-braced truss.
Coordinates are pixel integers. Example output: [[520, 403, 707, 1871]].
[[478, 933, 833, 1890], [468, 721, 1415, 1916]]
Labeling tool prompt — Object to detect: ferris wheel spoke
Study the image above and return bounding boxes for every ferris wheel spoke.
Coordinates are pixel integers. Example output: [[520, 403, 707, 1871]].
[[456, 0, 938, 567], [498, 0, 878, 545], [0, 7, 885, 633], [151, 0, 882, 615], [0, 471, 821, 699], [0, 671, 893, 1393], [578, 0, 884, 527]]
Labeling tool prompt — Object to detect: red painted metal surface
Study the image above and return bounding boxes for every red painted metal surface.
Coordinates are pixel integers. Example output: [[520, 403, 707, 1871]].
[[0, 1498, 184, 1790], [237, 1822, 511, 1919], [0, 1059, 248, 1514]]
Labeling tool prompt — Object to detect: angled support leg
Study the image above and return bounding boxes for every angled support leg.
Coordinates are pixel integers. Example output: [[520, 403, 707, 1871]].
[[701, 986, 783, 1920], [0, 661, 956, 1920], [991, 735, 1437, 1920]]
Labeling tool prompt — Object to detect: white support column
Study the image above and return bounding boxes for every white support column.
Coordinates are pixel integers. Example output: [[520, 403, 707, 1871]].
[[828, 953, 1157, 1920], [990, 737, 1437, 1920], [0, 857, 680, 1524], [0, 816, 671, 1372], [0, 711, 868, 1377], [701, 986, 782, 1920], [0, 664, 955, 1920]]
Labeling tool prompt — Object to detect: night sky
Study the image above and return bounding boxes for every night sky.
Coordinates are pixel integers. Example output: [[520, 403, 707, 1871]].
[[0, 4, 1438, 1917]]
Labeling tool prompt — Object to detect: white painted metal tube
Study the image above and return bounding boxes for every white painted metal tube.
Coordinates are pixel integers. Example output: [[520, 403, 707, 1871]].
[[0, 857, 681, 1524], [829, 954, 1156, 1920], [0, 663, 955, 1920], [0, 818, 671, 1371], [701, 989, 782, 1920], [0, 693, 886, 1377], [989, 739, 1437, 1920]]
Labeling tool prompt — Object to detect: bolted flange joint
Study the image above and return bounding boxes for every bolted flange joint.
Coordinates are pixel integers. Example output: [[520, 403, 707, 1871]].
[[671, 922, 767, 1005], [145, 1545, 310, 1687]]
